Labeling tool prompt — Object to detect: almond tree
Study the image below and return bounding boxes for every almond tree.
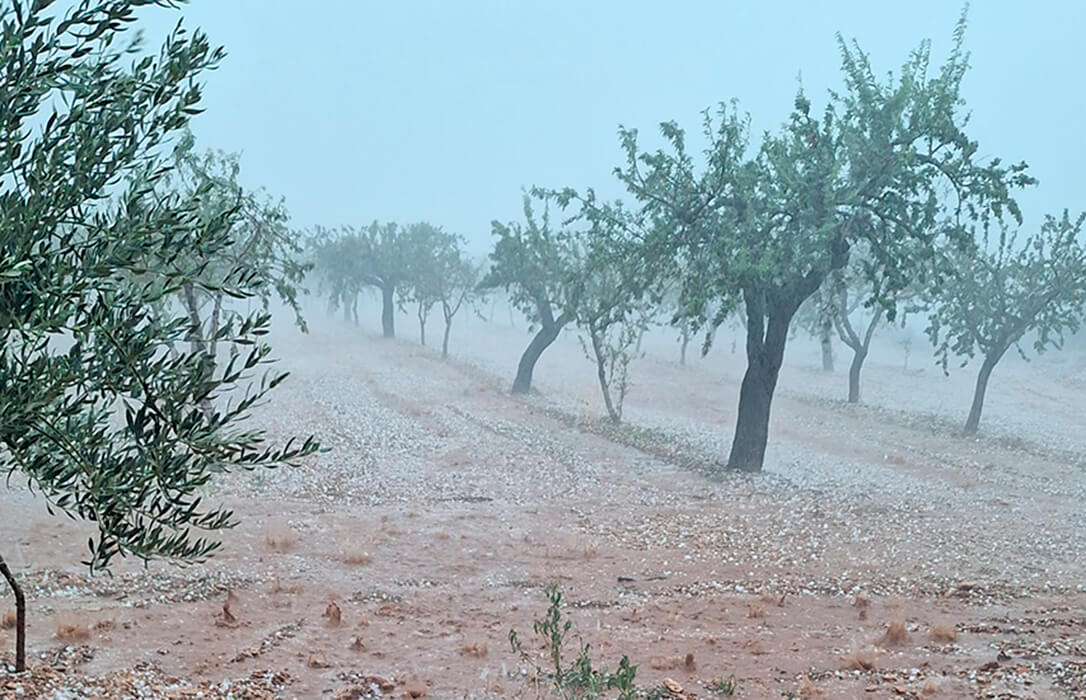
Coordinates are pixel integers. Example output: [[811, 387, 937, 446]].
[[481, 195, 587, 394], [830, 269, 884, 403], [398, 223, 482, 355], [578, 281, 652, 423], [437, 249, 483, 360], [150, 132, 311, 400], [795, 285, 839, 372], [614, 18, 1031, 471], [401, 221, 450, 347], [359, 221, 407, 339], [309, 222, 411, 339], [309, 227, 367, 324], [924, 212, 1086, 433], [0, 1, 317, 671], [828, 243, 923, 404], [573, 204, 655, 423]]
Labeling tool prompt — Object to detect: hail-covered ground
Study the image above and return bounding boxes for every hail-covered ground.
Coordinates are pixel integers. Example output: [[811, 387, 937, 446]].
[[2, 299, 1084, 699]]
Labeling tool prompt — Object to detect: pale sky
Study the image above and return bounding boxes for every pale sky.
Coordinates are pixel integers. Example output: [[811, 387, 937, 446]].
[[135, 2, 1085, 256]]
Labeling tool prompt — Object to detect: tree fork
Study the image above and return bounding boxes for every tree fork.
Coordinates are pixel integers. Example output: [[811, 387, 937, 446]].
[[726, 287, 804, 472]]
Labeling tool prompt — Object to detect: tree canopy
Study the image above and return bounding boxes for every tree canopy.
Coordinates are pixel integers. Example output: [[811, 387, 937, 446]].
[[609, 19, 1032, 470], [924, 212, 1086, 433], [482, 194, 588, 394]]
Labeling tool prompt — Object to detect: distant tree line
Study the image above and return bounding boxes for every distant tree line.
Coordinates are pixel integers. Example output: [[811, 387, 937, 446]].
[[462, 13, 1086, 468], [305, 14, 1086, 457], [308, 223, 483, 359]]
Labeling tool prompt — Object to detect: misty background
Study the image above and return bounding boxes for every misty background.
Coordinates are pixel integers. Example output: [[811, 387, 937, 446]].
[[134, 1, 1085, 257]]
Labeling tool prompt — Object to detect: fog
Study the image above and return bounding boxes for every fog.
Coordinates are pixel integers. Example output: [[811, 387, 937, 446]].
[[4, 2, 1086, 697], [132, 2, 1086, 254]]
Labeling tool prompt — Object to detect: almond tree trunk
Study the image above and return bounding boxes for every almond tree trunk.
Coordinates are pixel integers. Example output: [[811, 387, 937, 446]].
[[965, 348, 1006, 434], [512, 316, 567, 395], [820, 319, 834, 371], [727, 304, 791, 472], [833, 288, 884, 404], [726, 267, 832, 472], [848, 348, 866, 403], [441, 319, 452, 359], [589, 326, 620, 423], [417, 301, 427, 346], [440, 298, 461, 360], [381, 284, 395, 338]]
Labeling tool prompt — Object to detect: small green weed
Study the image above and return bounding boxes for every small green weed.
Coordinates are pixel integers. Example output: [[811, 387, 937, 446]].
[[711, 674, 738, 695], [509, 584, 639, 699]]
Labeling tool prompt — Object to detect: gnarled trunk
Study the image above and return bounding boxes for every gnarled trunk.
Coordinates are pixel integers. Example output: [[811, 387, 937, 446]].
[[512, 319, 565, 395], [964, 349, 1005, 434], [0, 552, 26, 672], [381, 284, 395, 338], [726, 301, 792, 472], [847, 348, 866, 403], [833, 292, 883, 405]]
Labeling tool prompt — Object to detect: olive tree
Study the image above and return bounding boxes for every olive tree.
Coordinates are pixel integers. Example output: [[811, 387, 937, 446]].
[[613, 20, 1031, 471], [925, 212, 1086, 433], [0, 0, 317, 671], [481, 195, 586, 394]]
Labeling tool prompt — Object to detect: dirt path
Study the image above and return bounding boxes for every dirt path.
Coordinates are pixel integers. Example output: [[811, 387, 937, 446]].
[[2, 314, 1084, 698]]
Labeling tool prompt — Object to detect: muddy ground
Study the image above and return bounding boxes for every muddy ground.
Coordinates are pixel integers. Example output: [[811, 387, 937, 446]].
[[2, 302, 1085, 699]]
